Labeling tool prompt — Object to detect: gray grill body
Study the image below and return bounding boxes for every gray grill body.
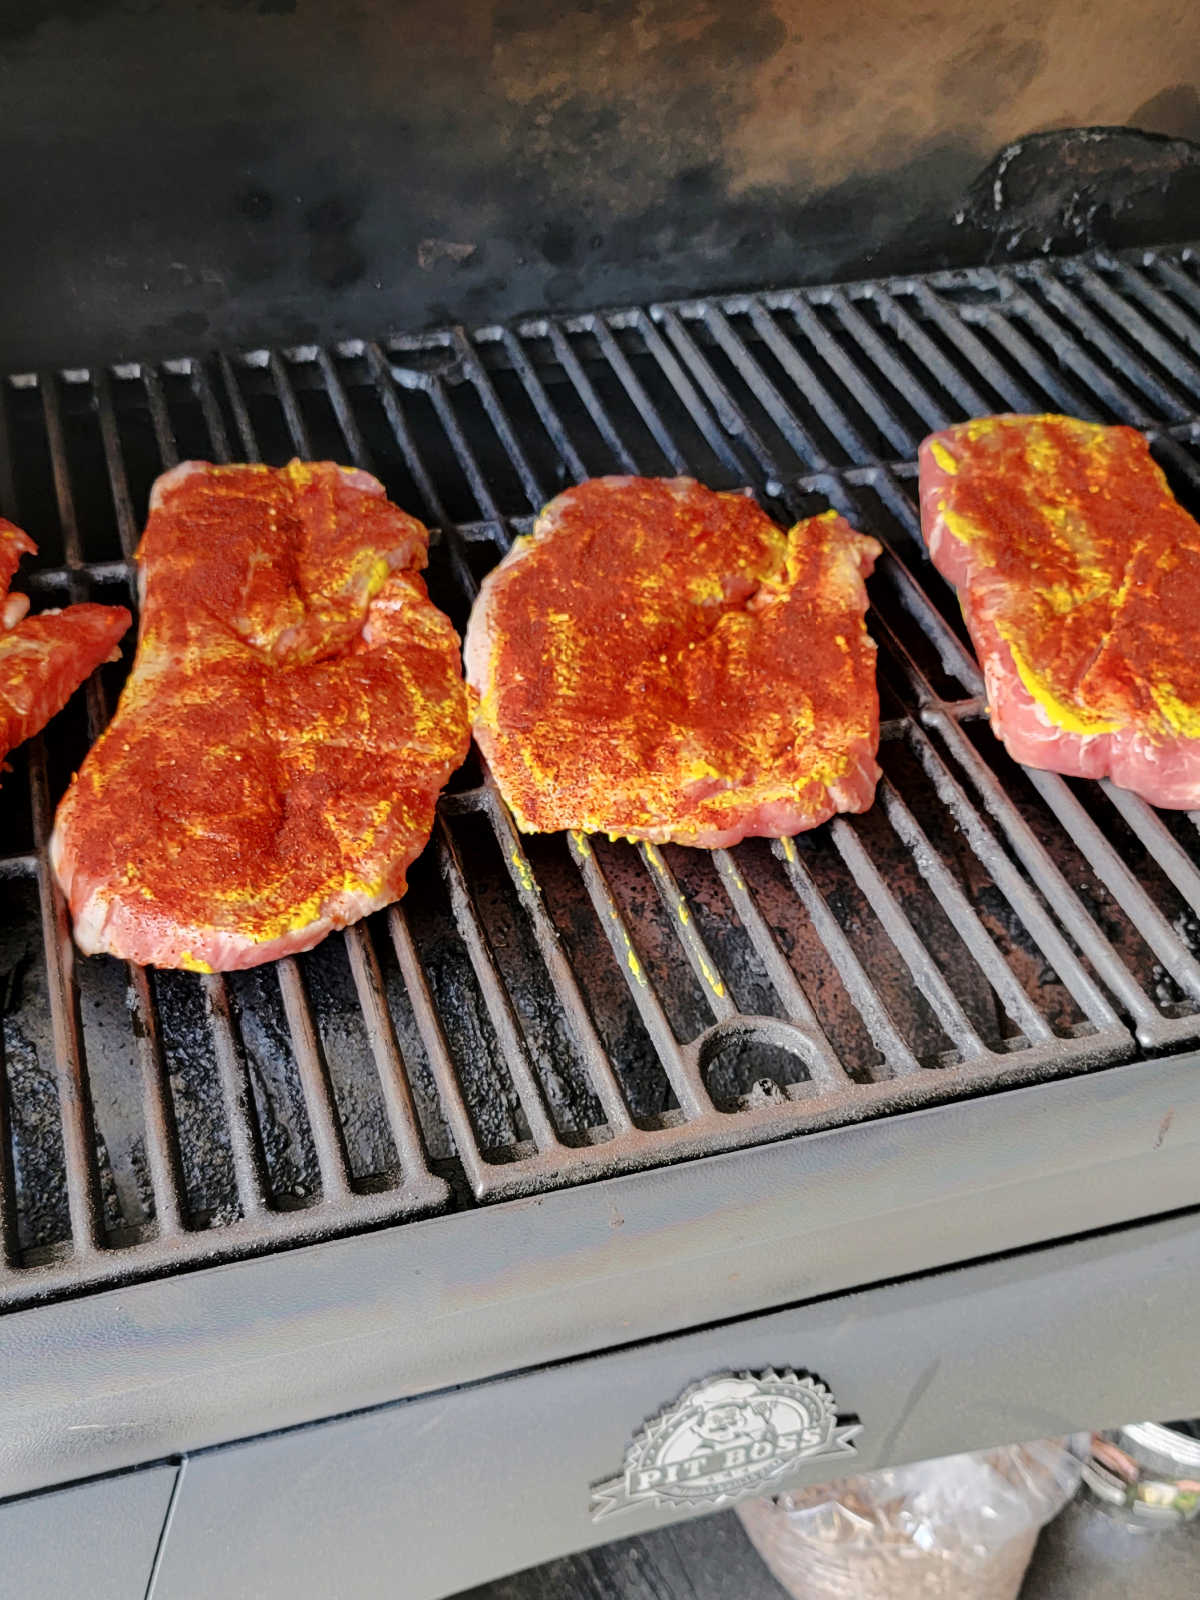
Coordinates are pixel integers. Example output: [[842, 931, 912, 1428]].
[[1, 243, 1200, 1596]]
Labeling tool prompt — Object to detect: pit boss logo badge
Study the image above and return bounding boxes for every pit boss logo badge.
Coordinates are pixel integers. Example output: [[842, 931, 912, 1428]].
[[590, 1369, 860, 1520]]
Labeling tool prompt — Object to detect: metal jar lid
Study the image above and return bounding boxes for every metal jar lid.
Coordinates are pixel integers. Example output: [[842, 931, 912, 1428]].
[[1083, 1421, 1200, 1526]]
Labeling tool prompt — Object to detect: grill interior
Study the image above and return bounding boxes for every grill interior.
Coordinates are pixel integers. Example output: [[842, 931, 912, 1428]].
[[3, 243, 1200, 1309]]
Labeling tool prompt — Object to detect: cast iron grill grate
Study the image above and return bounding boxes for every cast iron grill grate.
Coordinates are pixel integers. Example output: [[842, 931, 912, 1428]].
[[2, 243, 1200, 1307]]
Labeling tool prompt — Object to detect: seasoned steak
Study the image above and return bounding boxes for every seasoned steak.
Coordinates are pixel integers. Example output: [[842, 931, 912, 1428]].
[[465, 476, 881, 847], [920, 413, 1200, 807], [52, 460, 469, 971], [1, 519, 129, 766]]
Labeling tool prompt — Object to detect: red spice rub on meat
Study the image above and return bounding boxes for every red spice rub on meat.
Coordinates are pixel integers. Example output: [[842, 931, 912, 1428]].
[[919, 413, 1200, 807], [0, 518, 129, 766], [465, 476, 881, 847], [52, 460, 469, 971]]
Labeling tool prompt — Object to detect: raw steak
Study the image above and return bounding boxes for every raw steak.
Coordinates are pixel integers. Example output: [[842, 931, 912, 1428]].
[[919, 413, 1200, 807], [1, 518, 129, 766], [52, 460, 470, 971], [464, 476, 881, 847], [1, 518, 35, 628]]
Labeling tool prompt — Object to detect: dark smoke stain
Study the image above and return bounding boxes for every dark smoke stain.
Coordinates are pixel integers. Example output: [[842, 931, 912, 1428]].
[[236, 187, 276, 222], [1132, 84, 1200, 143], [304, 195, 367, 290], [539, 222, 578, 268], [0, 0, 126, 45], [938, 24, 1048, 121], [166, 309, 211, 338]]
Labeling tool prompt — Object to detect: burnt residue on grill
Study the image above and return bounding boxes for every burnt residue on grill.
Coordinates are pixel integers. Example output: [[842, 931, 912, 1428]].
[[954, 128, 1200, 258]]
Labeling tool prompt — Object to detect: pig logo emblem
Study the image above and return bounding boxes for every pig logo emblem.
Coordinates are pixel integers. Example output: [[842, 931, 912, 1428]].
[[590, 1370, 860, 1520]]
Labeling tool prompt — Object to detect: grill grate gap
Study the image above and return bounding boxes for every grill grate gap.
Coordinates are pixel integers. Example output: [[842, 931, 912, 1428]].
[[399, 841, 532, 1161], [447, 811, 607, 1145], [294, 936, 402, 1188], [150, 970, 240, 1228], [224, 967, 322, 1208]]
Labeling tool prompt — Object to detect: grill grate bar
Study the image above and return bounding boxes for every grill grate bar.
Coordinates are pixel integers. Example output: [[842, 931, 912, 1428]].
[[364, 344, 482, 607], [965, 303, 1100, 421], [1028, 264, 1194, 420], [220, 354, 260, 462], [199, 974, 270, 1217], [191, 359, 231, 463], [436, 824, 563, 1155], [568, 832, 713, 1118], [587, 315, 688, 474], [653, 306, 774, 480], [94, 371, 142, 560], [1147, 254, 1200, 321], [923, 705, 1163, 1033], [275, 958, 354, 1203], [0, 1027, 19, 1268], [1103, 785, 1200, 911], [829, 816, 988, 1060], [484, 796, 635, 1137], [699, 304, 828, 470], [543, 320, 639, 474], [709, 850, 848, 1089], [26, 737, 103, 1254], [783, 295, 913, 457], [869, 286, 993, 419], [142, 365, 180, 469], [1003, 274, 1151, 423], [865, 608, 1121, 1034], [877, 776, 1052, 1044], [1025, 767, 1200, 1006], [907, 281, 1042, 413], [746, 299, 873, 462], [640, 843, 737, 1025], [453, 328, 545, 511], [772, 836, 921, 1076], [40, 375, 86, 580], [342, 922, 447, 1193], [315, 347, 369, 469], [1072, 263, 1200, 406], [905, 717, 1121, 1030], [828, 288, 951, 435], [1109, 258, 1200, 360], [125, 964, 186, 1236], [638, 308, 747, 479], [495, 326, 588, 483], [386, 902, 495, 1190]]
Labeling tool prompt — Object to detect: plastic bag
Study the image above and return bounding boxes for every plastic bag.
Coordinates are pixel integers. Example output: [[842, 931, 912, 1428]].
[[737, 1439, 1084, 1600]]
